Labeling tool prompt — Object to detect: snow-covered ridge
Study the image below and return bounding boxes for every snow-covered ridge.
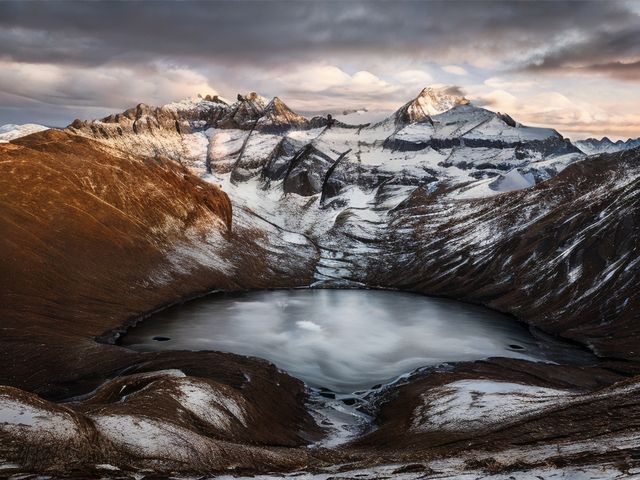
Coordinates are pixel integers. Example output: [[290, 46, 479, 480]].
[[576, 136, 640, 155], [0, 123, 48, 143], [162, 94, 229, 113], [66, 85, 583, 197]]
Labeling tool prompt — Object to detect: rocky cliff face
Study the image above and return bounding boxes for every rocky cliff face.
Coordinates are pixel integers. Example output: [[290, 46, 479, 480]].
[[67, 95, 229, 172], [2, 89, 640, 477]]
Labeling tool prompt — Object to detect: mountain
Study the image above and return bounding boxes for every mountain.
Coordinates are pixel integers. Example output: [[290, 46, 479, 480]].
[[67, 94, 229, 172], [256, 96, 309, 131], [218, 91, 269, 129], [0, 123, 48, 142], [576, 136, 640, 155], [2, 87, 640, 477], [67, 86, 583, 196], [393, 86, 471, 125]]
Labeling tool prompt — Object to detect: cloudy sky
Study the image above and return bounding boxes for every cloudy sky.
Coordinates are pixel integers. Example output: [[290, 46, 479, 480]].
[[1, 0, 639, 140]]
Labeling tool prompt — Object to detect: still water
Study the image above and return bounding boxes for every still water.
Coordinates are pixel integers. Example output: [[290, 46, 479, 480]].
[[122, 289, 557, 392]]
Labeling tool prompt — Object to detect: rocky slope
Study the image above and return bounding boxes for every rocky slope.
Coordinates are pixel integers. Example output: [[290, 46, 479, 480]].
[[1, 88, 640, 477]]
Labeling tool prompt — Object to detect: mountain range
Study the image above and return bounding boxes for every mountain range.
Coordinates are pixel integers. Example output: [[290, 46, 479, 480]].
[[576, 136, 640, 155], [1, 86, 639, 478]]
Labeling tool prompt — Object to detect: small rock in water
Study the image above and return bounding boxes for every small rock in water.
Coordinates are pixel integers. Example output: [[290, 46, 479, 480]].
[[393, 464, 432, 474], [319, 391, 336, 399], [152, 336, 171, 342]]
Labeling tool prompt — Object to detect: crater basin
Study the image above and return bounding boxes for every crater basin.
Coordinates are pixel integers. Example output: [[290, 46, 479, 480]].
[[121, 289, 582, 393]]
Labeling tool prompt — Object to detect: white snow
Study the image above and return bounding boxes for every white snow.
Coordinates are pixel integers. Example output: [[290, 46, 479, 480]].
[[175, 378, 247, 430], [91, 413, 209, 458], [412, 380, 572, 432], [162, 95, 228, 113], [0, 393, 79, 440], [489, 168, 536, 193], [0, 123, 48, 142]]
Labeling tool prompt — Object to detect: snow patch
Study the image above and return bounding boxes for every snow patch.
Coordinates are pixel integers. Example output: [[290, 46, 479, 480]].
[[412, 380, 572, 432], [174, 379, 247, 430], [0, 393, 78, 440]]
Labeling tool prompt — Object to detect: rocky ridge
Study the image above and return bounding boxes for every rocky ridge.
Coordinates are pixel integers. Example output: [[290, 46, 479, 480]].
[[393, 86, 471, 125]]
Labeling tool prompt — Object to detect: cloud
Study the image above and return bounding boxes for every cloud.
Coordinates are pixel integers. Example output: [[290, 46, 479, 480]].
[[468, 84, 640, 140], [258, 64, 438, 113], [569, 60, 640, 82], [0, 60, 218, 111], [473, 89, 519, 110], [273, 65, 353, 93], [393, 70, 433, 84], [483, 77, 538, 92], [272, 65, 398, 101], [442, 65, 468, 76], [521, 25, 640, 82], [0, 1, 635, 70]]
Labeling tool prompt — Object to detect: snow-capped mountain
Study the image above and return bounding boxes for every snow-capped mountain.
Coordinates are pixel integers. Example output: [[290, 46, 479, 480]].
[[64, 86, 588, 292], [392, 86, 471, 125], [576, 136, 640, 155], [68, 86, 583, 197], [0, 123, 48, 142], [257, 96, 310, 131]]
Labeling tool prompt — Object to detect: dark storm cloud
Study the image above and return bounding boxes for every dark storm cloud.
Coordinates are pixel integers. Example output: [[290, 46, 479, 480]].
[[0, 0, 635, 68], [581, 60, 640, 81], [524, 24, 640, 81]]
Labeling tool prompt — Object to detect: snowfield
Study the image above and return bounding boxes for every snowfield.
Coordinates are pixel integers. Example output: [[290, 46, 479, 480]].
[[0, 123, 48, 142]]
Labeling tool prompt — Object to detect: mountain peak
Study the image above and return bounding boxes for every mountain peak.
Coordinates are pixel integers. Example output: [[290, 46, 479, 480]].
[[239, 91, 268, 106], [258, 96, 308, 130], [414, 86, 470, 113], [395, 86, 470, 125], [162, 95, 228, 114], [264, 96, 292, 112]]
